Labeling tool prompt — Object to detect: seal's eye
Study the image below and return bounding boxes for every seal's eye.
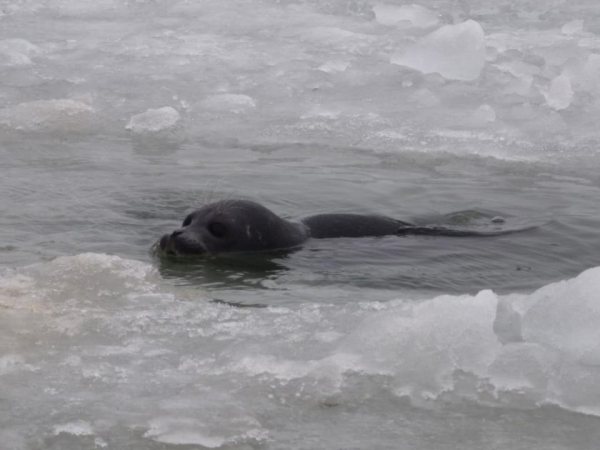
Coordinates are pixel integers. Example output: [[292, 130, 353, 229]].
[[208, 222, 227, 238], [182, 215, 193, 227]]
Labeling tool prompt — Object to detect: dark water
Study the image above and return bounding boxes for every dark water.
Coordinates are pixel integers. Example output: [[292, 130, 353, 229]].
[[3, 136, 600, 304]]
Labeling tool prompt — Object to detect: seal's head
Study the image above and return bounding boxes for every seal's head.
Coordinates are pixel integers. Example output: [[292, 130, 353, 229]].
[[158, 199, 308, 257]]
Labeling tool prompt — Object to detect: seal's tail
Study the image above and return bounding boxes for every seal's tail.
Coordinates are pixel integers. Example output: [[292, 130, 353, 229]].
[[395, 225, 538, 237]]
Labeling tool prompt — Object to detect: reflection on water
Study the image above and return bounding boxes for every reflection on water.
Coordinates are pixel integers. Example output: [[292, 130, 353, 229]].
[[155, 249, 292, 289]]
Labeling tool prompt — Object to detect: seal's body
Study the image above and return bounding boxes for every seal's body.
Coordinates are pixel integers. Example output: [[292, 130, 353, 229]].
[[158, 199, 521, 257]]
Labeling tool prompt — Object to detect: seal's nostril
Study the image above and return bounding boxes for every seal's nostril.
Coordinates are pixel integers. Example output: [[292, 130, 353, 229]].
[[172, 229, 184, 237]]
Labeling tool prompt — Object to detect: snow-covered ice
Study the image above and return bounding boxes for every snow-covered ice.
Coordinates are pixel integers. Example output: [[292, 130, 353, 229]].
[[391, 20, 486, 81], [126, 106, 180, 133]]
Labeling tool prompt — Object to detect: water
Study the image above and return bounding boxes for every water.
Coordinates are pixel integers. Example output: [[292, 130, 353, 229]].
[[2, 1, 600, 449]]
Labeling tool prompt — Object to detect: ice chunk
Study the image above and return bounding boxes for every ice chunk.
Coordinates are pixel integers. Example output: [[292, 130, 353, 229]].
[[0, 355, 28, 376], [144, 416, 267, 447], [338, 290, 501, 399], [0, 39, 41, 67], [126, 106, 180, 133], [509, 267, 600, 414], [0, 99, 94, 132], [488, 343, 559, 392], [464, 104, 497, 127], [300, 106, 341, 119], [391, 20, 486, 81], [199, 94, 256, 113], [54, 420, 94, 436], [300, 27, 374, 43], [520, 267, 600, 365], [0, 38, 42, 57], [317, 60, 350, 73], [580, 54, 600, 92], [0, 51, 32, 67], [474, 104, 496, 123], [563, 54, 600, 95], [543, 74, 573, 110], [373, 4, 439, 28], [297, 27, 376, 54], [562, 19, 584, 35], [145, 418, 225, 447], [495, 60, 541, 84]]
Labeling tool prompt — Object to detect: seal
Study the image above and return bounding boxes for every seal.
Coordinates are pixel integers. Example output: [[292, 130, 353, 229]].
[[157, 199, 526, 257]]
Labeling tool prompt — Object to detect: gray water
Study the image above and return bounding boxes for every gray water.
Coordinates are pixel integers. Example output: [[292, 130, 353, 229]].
[[3, 1, 600, 449], [3, 136, 600, 299]]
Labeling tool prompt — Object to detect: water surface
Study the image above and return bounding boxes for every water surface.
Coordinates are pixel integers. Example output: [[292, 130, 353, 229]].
[[3, 1, 600, 449]]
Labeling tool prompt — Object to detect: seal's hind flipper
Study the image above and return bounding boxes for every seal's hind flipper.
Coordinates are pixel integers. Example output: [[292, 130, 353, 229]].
[[395, 225, 537, 237]]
